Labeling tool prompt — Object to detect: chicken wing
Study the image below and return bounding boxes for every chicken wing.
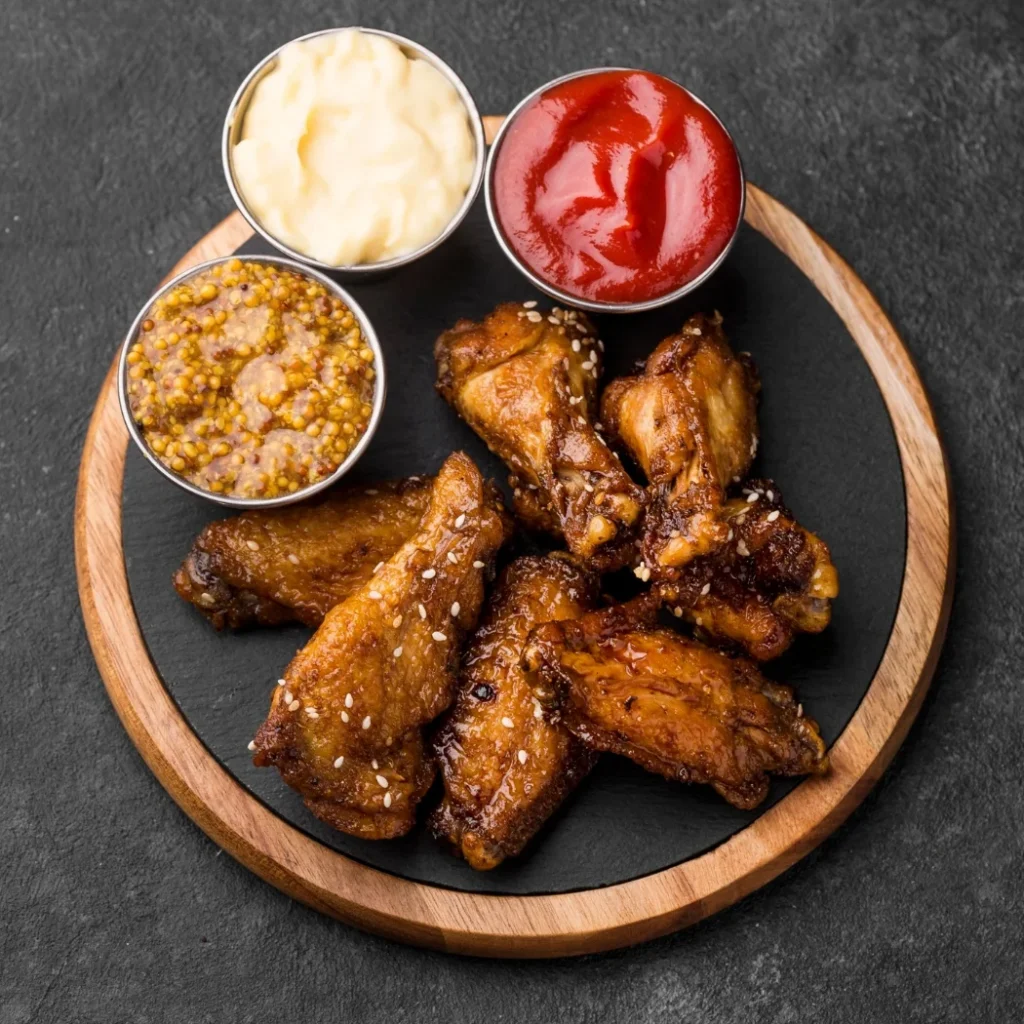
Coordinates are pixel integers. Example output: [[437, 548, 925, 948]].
[[251, 452, 514, 839], [431, 555, 599, 870], [522, 601, 828, 810], [435, 302, 644, 571], [657, 481, 839, 660], [173, 477, 433, 629], [602, 312, 759, 570]]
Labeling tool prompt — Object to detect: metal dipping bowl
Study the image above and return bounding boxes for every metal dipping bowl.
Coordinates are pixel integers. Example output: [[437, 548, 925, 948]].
[[484, 67, 746, 314], [118, 255, 387, 508], [222, 27, 486, 276]]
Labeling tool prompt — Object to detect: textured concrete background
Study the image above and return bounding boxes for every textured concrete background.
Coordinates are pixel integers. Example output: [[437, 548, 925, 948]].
[[1, 0, 1022, 1020]]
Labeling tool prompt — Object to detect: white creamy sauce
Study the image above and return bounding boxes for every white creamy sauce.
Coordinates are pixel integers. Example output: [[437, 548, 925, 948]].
[[233, 30, 475, 266]]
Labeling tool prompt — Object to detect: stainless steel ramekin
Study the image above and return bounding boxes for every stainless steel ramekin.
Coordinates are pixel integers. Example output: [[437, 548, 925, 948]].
[[118, 255, 387, 509], [484, 67, 746, 314], [222, 28, 486, 276]]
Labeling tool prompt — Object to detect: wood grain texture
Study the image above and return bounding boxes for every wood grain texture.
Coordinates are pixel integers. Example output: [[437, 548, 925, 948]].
[[75, 113, 954, 957]]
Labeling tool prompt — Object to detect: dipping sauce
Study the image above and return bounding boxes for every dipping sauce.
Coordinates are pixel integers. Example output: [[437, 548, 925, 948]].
[[232, 29, 477, 266], [125, 259, 377, 500], [492, 70, 743, 305]]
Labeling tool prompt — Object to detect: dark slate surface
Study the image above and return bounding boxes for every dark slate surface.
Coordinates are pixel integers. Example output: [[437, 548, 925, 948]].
[[122, 215, 904, 894], [1, 0, 1021, 1020]]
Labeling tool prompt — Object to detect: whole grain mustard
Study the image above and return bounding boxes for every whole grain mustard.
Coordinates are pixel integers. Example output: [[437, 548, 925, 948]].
[[126, 259, 376, 500]]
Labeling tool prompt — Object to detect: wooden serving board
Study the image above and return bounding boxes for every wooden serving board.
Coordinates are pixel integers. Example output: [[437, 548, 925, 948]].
[[76, 115, 954, 956]]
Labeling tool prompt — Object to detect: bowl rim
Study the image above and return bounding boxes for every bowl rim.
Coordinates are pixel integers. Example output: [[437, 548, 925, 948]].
[[221, 26, 486, 275], [483, 66, 747, 314], [117, 254, 388, 509]]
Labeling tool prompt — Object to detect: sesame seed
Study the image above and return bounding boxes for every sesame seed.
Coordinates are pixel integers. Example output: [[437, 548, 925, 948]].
[[797, 704, 804, 718], [588, 350, 597, 363], [695, 616, 703, 626], [376, 774, 389, 788], [571, 338, 581, 353], [247, 740, 256, 751], [747, 492, 759, 503], [454, 513, 466, 528], [246, 540, 259, 551], [287, 554, 300, 565], [288, 700, 300, 712], [277, 679, 286, 687], [727, 529, 734, 541], [447, 551, 458, 565], [373, 561, 384, 572], [393, 647, 403, 658], [341, 711, 350, 723], [304, 707, 319, 719], [673, 606, 683, 618], [767, 490, 774, 501], [583, 483, 594, 493], [333, 756, 345, 768], [383, 792, 392, 808], [501, 716, 514, 728], [581, 360, 594, 371], [548, 315, 560, 324], [371, 760, 378, 769], [368, 590, 383, 600], [432, 631, 447, 642], [345, 693, 353, 708], [422, 568, 436, 579], [392, 614, 403, 628], [523, 300, 538, 309], [767, 510, 780, 522], [362, 716, 371, 730], [473, 560, 485, 569], [737, 540, 751, 556], [283, 690, 293, 703], [526, 310, 543, 322], [701, 583, 711, 596], [451, 601, 460, 617], [517, 749, 528, 764], [418, 603, 427, 619]]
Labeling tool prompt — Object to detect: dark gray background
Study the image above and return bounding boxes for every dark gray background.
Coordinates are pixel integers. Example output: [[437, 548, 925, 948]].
[[1, 0, 1021, 1021]]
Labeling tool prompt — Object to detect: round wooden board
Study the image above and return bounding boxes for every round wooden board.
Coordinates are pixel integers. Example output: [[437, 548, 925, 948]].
[[76, 115, 954, 957]]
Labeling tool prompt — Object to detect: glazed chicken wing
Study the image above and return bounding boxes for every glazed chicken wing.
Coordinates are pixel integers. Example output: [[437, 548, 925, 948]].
[[251, 452, 513, 838], [173, 477, 432, 629], [657, 481, 839, 661], [435, 302, 644, 571], [523, 601, 828, 810], [431, 555, 599, 870], [602, 312, 759, 570]]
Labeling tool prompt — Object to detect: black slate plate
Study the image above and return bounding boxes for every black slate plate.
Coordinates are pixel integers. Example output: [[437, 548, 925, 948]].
[[121, 197, 905, 895]]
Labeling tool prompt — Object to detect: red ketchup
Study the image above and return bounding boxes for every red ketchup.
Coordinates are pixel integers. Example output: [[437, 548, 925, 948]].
[[492, 70, 743, 305]]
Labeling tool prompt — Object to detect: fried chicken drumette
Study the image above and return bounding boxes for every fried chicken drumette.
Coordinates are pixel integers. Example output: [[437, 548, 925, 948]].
[[173, 477, 433, 629], [523, 600, 828, 810], [602, 312, 759, 571], [657, 481, 839, 661], [252, 452, 513, 838], [431, 555, 599, 870], [435, 302, 644, 571]]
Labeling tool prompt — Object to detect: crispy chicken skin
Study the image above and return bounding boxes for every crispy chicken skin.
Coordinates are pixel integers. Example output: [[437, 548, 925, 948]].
[[602, 312, 759, 570], [523, 601, 828, 810], [431, 555, 599, 870], [173, 477, 433, 629], [657, 481, 839, 661], [251, 452, 514, 839], [435, 302, 644, 571]]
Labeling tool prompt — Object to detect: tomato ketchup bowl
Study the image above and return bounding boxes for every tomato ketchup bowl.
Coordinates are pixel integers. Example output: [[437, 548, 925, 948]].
[[485, 68, 745, 313]]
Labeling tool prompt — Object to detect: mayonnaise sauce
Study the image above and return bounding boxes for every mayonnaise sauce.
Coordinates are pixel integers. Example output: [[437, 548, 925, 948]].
[[233, 30, 476, 266]]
